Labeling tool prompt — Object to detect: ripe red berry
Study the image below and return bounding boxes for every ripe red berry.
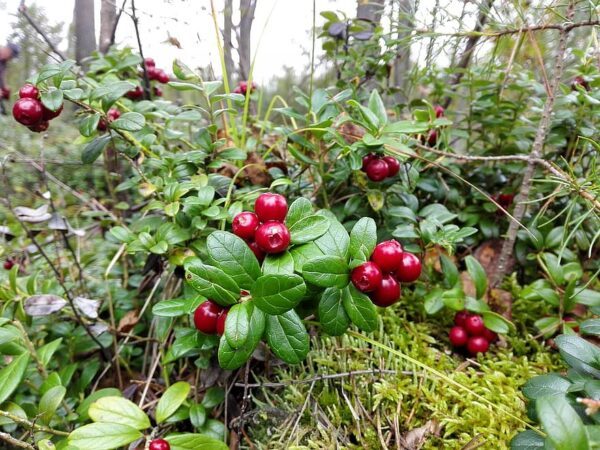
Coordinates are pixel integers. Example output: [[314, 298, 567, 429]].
[[571, 75, 590, 91], [382, 156, 400, 177], [370, 274, 401, 307], [464, 314, 485, 336], [232, 212, 260, 239], [254, 193, 288, 222], [365, 159, 389, 182], [395, 252, 421, 283], [13, 98, 43, 126], [18, 84, 39, 99], [144, 57, 156, 68], [254, 222, 290, 254], [362, 154, 377, 171], [126, 86, 144, 100], [98, 109, 121, 131], [426, 129, 438, 146], [149, 439, 170, 450], [449, 326, 468, 347], [216, 309, 228, 336], [454, 310, 471, 327], [482, 328, 498, 343], [153, 86, 163, 97], [28, 120, 49, 132], [156, 69, 170, 84], [247, 240, 265, 262], [467, 336, 489, 355], [351, 261, 383, 293], [3, 260, 14, 270], [193, 300, 223, 335], [434, 105, 444, 118], [42, 103, 63, 121], [371, 240, 403, 273], [146, 66, 159, 80]]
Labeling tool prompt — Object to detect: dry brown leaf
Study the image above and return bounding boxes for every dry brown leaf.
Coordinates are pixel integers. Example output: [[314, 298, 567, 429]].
[[399, 420, 441, 450], [338, 121, 365, 144], [118, 310, 140, 333]]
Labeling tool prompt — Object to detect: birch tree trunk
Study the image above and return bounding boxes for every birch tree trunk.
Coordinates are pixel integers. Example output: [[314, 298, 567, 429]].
[[238, 0, 257, 80], [74, 0, 97, 64], [99, 0, 116, 54]]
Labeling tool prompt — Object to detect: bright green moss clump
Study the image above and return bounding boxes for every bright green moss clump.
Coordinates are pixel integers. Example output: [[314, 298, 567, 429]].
[[245, 306, 562, 449]]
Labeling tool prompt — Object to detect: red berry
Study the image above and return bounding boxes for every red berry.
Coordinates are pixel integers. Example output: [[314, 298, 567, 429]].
[[3, 260, 14, 270], [13, 98, 43, 126], [370, 274, 401, 307], [149, 439, 170, 450], [434, 105, 444, 118], [426, 129, 438, 146], [467, 336, 489, 355], [126, 86, 144, 100], [365, 159, 389, 182], [454, 310, 471, 327], [254, 222, 290, 254], [351, 261, 383, 293], [107, 108, 121, 121], [216, 309, 228, 336], [247, 240, 265, 262], [233, 86, 242, 94], [153, 86, 163, 97], [449, 326, 468, 347], [146, 66, 159, 80], [254, 193, 288, 222], [464, 315, 485, 336], [395, 252, 421, 283], [497, 193, 514, 208], [28, 120, 49, 132], [18, 84, 39, 99], [361, 154, 377, 171], [571, 76, 590, 91], [193, 300, 223, 335], [382, 156, 400, 177], [232, 212, 260, 239], [482, 328, 498, 343], [42, 103, 63, 121], [371, 240, 403, 273], [144, 57, 156, 68], [156, 69, 169, 84]]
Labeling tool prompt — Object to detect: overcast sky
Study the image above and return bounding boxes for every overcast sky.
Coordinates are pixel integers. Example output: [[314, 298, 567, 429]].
[[0, 0, 360, 83]]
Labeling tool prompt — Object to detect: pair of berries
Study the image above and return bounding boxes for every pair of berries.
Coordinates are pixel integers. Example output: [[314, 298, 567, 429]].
[[420, 104, 444, 147], [3, 259, 15, 270], [149, 438, 170, 450], [449, 310, 497, 356], [233, 81, 257, 95], [144, 58, 170, 84], [97, 108, 121, 131], [361, 154, 401, 182], [232, 193, 290, 260], [351, 240, 422, 307], [12, 84, 63, 132], [193, 300, 228, 336]]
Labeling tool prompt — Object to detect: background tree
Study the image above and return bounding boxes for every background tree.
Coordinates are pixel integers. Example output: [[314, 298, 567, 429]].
[[73, 0, 96, 64], [99, 0, 117, 54]]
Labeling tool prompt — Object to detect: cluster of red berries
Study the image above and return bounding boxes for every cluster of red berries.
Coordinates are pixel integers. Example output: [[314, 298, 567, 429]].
[[233, 80, 257, 95], [125, 58, 169, 100], [0, 87, 9, 100], [3, 259, 15, 270], [97, 108, 121, 132], [351, 240, 422, 307], [571, 75, 590, 92], [361, 154, 400, 182], [232, 193, 290, 262], [12, 84, 63, 132], [149, 438, 170, 450], [449, 310, 497, 356], [193, 299, 229, 336]]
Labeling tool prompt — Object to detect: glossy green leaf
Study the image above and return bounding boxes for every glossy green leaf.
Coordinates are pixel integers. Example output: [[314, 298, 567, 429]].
[[218, 307, 265, 370], [166, 433, 228, 450], [224, 302, 252, 349], [89, 396, 150, 430], [0, 353, 29, 404], [38, 385, 66, 424], [465, 256, 488, 299], [289, 215, 330, 244], [111, 112, 145, 131], [265, 310, 309, 364], [314, 214, 350, 259], [252, 274, 306, 315], [342, 285, 377, 332], [206, 231, 261, 289], [349, 217, 377, 262], [536, 395, 589, 450], [68, 423, 142, 450], [482, 311, 513, 334], [522, 374, 571, 400], [302, 256, 349, 288], [185, 259, 239, 306], [80, 113, 101, 137], [156, 381, 191, 424], [286, 197, 313, 228], [76, 388, 122, 422], [289, 242, 324, 272], [82, 135, 111, 164], [318, 288, 350, 336], [262, 251, 295, 275]]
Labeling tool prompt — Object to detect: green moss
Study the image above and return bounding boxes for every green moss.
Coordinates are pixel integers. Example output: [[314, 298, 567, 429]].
[[244, 303, 563, 449]]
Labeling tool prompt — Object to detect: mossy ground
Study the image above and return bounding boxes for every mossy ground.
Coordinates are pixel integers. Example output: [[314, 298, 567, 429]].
[[243, 293, 562, 449]]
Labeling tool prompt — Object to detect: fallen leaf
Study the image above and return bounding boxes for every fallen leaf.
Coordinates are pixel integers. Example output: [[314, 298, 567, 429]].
[[118, 310, 140, 333], [24, 295, 67, 316], [14, 204, 52, 223], [400, 420, 441, 450], [74, 297, 101, 319]]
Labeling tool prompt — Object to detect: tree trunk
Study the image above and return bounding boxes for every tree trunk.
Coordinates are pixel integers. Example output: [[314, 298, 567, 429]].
[[391, 0, 414, 104], [356, 0, 385, 23], [99, 0, 116, 54], [238, 0, 257, 80], [223, 0, 235, 84], [74, 0, 96, 64]]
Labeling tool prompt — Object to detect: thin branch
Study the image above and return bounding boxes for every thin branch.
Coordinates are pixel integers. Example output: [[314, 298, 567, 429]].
[[18, 1, 67, 61], [491, 2, 576, 288], [110, 0, 129, 47], [234, 369, 407, 388], [0, 410, 69, 436], [0, 432, 35, 449], [130, 0, 151, 100]]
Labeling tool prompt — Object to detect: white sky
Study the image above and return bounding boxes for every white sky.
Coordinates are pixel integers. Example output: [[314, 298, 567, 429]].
[[0, 0, 359, 83]]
